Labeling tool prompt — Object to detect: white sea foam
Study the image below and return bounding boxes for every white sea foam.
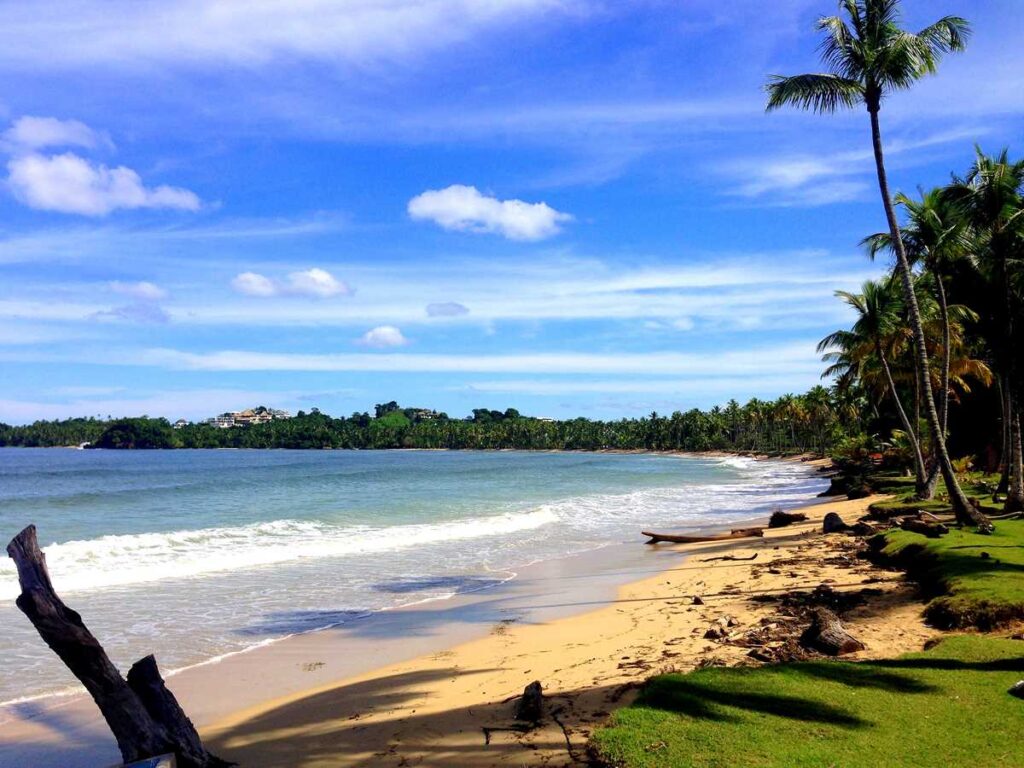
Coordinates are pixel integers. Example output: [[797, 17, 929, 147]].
[[0, 507, 558, 600], [0, 459, 823, 602]]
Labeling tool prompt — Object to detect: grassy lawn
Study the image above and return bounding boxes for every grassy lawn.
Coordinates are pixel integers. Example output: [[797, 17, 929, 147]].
[[877, 519, 1024, 629], [865, 471, 1004, 518], [591, 636, 1024, 768]]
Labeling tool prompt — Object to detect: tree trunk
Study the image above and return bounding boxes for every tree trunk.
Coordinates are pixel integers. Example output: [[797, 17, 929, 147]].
[[6, 525, 230, 768], [921, 271, 952, 500], [867, 105, 991, 532], [1007, 393, 1024, 513], [998, 376, 1011, 495], [876, 341, 927, 491]]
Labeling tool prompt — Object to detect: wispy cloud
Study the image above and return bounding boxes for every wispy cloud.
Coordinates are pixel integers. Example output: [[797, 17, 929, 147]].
[[91, 303, 170, 324], [458, 374, 818, 397], [426, 302, 470, 318], [2, 115, 111, 152], [0, 252, 870, 334], [109, 280, 167, 301], [724, 126, 991, 207], [135, 342, 823, 377], [0, 1, 578, 69]]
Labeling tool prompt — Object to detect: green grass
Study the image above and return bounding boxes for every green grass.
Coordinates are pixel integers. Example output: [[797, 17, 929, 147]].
[[591, 636, 1024, 768], [865, 471, 1004, 519], [875, 519, 1024, 629]]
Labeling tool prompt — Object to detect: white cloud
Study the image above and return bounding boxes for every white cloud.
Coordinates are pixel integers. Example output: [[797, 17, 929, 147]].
[[356, 325, 409, 348], [6, 152, 200, 216], [109, 280, 167, 301], [286, 268, 351, 298], [230, 268, 351, 298], [231, 271, 278, 297], [136, 342, 822, 377], [426, 301, 470, 317], [0, 1, 575, 69], [3, 116, 109, 152], [408, 185, 571, 241]]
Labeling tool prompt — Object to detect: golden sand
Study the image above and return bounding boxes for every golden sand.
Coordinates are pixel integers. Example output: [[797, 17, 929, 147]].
[[205, 495, 935, 767]]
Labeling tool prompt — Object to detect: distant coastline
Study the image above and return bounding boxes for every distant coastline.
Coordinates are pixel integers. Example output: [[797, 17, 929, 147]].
[[0, 391, 841, 455]]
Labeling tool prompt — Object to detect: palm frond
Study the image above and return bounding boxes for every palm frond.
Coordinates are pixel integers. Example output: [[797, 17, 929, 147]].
[[765, 73, 863, 114], [917, 16, 971, 56], [861, 231, 894, 261]]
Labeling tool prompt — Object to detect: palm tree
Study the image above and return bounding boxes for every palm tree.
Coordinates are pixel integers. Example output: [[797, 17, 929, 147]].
[[864, 189, 974, 495], [820, 277, 927, 488], [765, 0, 989, 529], [946, 149, 1024, 512]]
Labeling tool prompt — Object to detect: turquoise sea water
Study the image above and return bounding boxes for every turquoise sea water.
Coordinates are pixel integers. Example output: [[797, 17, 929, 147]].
[[0, 448, 825, 705]]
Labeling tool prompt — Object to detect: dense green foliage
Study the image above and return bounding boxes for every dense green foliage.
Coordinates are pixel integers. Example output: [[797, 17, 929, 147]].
[[592, 635, 1024, 768], [0, 388, 859, 452]]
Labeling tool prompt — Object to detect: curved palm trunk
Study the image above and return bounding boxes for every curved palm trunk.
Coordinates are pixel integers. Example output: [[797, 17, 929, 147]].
[[921, 272, 952, 500], [876, 341, 927, 487], [868, 106, 991, 531]]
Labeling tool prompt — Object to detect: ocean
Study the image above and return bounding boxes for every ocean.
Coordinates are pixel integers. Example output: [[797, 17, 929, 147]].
[[0, 448, 825, 706]]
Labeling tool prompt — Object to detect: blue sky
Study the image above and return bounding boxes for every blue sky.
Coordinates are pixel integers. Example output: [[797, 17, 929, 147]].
[[1, 0, 1022, 424]]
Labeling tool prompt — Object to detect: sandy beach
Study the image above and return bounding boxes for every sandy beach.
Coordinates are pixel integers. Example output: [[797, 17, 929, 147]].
[[199, 493, 935, 767]]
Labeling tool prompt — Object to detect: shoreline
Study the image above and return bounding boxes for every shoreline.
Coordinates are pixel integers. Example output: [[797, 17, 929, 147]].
[[199, 492, 928, 767], [0, 451, 826, 706], [0, 454, 832, 767]]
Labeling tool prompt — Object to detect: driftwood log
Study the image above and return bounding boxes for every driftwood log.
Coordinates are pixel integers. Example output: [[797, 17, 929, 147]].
[[6, 525, 230, 768], [700, 553, 758, 563], [800, 607, 865, 656], [899, 517, 949, 538], [642, 527, 763, 545], [768, 510, 808, 529]]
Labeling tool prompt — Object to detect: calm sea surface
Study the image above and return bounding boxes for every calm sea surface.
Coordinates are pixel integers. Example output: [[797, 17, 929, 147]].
[[0, 448, 825, 705]]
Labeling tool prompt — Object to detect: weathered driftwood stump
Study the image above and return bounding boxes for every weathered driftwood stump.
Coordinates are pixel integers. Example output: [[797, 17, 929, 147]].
[[800, 607, 865, 656], [514, 681, 544, 722], [822, 512, 849, 534], [6, 525, 230, 768], [768, 510, 808, 529]]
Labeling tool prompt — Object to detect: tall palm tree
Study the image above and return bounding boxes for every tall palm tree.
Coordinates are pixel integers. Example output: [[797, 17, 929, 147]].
[[864, 189, 973, 496], [765, 0, 989, 529], [946, 149, 1024, 512], [819, 277, 927, 488]]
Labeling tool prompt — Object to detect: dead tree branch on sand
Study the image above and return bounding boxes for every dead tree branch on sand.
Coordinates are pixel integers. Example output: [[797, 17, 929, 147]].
[[6, 525, 231, 768]]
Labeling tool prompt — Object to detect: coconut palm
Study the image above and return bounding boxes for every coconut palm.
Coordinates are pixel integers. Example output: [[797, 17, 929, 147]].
[[765, 0, 988, 529], [946, 149, 1024, 511], [865, 194, 976, 496], [819, 276, 927, 488]]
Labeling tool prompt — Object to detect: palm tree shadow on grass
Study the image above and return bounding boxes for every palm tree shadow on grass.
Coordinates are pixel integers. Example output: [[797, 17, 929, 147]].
[[873, 656, 1024, 673], [635, 674, 867, 728]]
